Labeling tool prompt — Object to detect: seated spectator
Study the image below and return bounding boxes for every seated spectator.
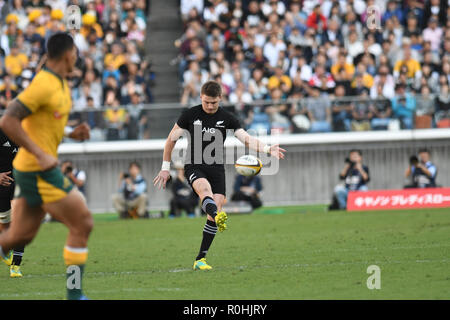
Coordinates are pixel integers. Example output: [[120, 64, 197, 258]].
[[320, 18, 343, 46], [180, 0, 204, 22], [404, 148, 438, 188], [248, 68, 269, 100], [289, 54, 312, 83], [80, 96, 104, 141], [351, 89, 372, 131], [351, 71, 372, 96], [229, 82, 253, 105], [306, 88, 332, 133], [331, 85, 353, 132], [125, 92, 148, 140], [332, 149, 370, 210], [331, 53, 355, 81], [308, 65, 335, 90], [103, 91, 127, 140], [265, 88, 291, 133], [306, 4, 327, 31], [4, 44, 28, 77], [422, 16, 443, 53], [393, 44, 421, 85], [246, 105, 271, 134], [369, 85, 393, 130], [382, 0, 406, 25], [104, 42, 126, 71], [112, 162, 148, 219], [231, 173, 263, 210], [415, 86, 436, 128], [168, 162, 198, 218], [345, 31, 364, 59], [181, 72, 203, 105], [0, 75, 18, 110], [263, 34, 287, 69], [267, 66, 292, 92], [370, 65, 395, 99], [435, 84, 450, 128], [391, 84, 416, 129]]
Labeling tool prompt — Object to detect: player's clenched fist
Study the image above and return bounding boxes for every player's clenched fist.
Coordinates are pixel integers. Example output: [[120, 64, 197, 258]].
[[153, 170, 171, 189], [69, 123, 91, 141]]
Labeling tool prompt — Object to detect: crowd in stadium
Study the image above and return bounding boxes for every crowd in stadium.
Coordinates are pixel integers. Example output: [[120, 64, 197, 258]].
[[0, 0, 153, 140], [177, 0, 450, 134], [1, 0, 450, 140]]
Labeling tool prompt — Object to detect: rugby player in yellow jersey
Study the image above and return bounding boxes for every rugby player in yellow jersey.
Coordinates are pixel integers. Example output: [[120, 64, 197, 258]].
[[0, 33, 93, 300]]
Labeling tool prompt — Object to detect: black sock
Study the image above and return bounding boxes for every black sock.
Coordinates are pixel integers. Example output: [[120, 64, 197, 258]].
[[201, 196, 218, 219], [12, 246, 24, 266], [196, 219, 217, 260]]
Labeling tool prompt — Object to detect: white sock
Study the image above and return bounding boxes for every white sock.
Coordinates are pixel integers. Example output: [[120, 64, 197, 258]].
[[0, 245, 7, 259]]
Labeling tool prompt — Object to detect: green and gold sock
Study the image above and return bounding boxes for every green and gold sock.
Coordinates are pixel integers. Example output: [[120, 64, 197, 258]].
[[64, 246, 88, 300]]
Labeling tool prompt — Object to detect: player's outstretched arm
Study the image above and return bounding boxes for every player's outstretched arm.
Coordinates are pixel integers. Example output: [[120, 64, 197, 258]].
[[153, 123, 184, 189], [234, 128, 286, 160], [0, 99, 58, 170]]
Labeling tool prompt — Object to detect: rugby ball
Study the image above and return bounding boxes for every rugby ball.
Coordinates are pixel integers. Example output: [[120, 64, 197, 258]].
[[235, 155, 262, 176]]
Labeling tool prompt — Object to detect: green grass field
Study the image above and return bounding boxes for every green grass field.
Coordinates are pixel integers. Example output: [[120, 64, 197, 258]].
[[1, 205, 449, 300]]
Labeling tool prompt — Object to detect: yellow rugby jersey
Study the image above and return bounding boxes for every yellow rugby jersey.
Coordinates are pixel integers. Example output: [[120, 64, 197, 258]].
[[13, 67, 72, 172]]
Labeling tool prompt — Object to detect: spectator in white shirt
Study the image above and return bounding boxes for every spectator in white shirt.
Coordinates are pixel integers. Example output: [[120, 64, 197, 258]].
[[263, 34, 287, 68], [422, 16, 443, 53], [203, 0, 228, 25], [370, 65, 395, 99], [180, 0, 204, 21]]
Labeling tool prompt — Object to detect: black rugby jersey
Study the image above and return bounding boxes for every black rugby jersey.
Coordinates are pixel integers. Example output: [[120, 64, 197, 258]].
[[176, 105, 242, 166], [0, 128, 18, 172]]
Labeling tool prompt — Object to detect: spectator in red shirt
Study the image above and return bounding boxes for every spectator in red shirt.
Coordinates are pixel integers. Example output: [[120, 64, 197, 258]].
[[306, 5, 327, 32]]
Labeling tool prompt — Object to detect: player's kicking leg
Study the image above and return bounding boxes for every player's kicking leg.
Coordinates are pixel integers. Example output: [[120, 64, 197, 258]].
[[191, 178, 227, 271], [43, 188, 93, 300]]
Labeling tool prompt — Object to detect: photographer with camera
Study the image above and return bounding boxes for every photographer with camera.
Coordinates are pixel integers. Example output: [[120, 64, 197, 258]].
[[331, 149, 370, 210], [168, 161, 199, 218], [61, 160, 87, 196], [404, 148, 437, 188], [112, 161, 148, 219]]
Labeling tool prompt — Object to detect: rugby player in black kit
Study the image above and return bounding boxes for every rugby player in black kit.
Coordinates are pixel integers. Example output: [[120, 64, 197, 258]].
[[0, 128, 25, 277], [154, 81, 285, 270]]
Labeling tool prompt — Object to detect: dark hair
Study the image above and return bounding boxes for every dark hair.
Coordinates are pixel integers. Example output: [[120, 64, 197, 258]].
[[129, 161, 141, 169], [349, 149, 362, 156], [46, 33, 75, 59], [201, 80, 222, 97]]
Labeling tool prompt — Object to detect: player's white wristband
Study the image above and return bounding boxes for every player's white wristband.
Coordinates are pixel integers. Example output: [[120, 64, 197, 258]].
[[64, 126, 74, 137], [263, 145, 271, 154], [161, 161, 171, 171]]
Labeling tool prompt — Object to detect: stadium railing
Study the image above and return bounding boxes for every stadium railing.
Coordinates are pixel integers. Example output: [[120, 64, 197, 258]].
[[60, 93, 450, 141]]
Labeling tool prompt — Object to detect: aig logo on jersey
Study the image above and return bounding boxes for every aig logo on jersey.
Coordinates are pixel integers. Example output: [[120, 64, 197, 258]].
[[202, 127, 216, 134], [193, 119, 217, 134]]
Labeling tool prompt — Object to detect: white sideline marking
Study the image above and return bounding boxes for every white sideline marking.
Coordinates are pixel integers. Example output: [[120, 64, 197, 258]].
[[1, 258, 449, 298], [10, 257, 450, 281], [0, 287, 183, 298]]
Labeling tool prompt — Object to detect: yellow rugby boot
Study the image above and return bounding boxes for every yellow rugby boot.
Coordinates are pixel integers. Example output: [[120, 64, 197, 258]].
[[214, 211, 228, 232], [10, 265, 23, 278], [1, 250, 12, 267], [193, 258, 212, 271]]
